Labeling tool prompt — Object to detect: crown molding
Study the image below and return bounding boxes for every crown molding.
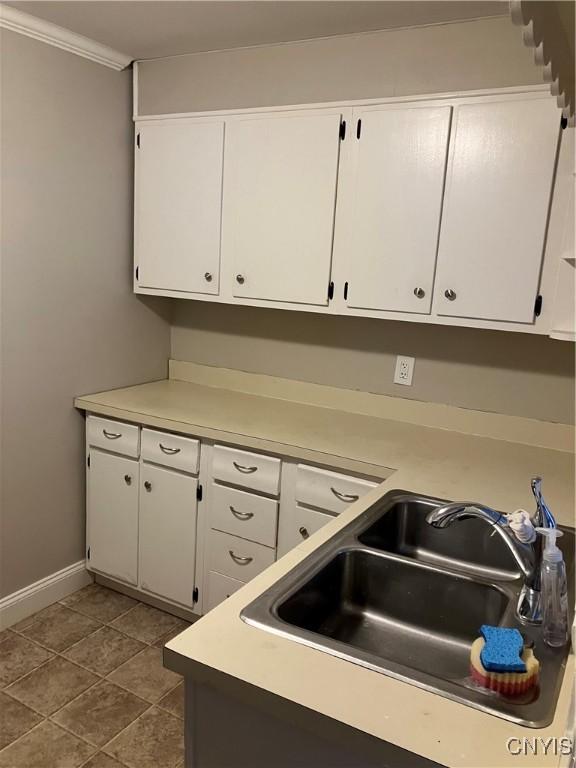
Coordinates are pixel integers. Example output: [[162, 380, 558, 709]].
[[0, 4, 132, 71]]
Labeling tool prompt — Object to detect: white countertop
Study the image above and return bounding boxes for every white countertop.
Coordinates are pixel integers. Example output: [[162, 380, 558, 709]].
[[75, 367, 575, 768]]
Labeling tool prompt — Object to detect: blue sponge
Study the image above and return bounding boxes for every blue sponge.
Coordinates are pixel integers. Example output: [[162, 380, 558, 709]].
[[479, 625, 526, 673]]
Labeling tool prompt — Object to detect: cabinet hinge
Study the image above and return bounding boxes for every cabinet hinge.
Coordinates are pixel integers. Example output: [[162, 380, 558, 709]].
[[193, 587, 199, 603], [344, 281, 349, 301], [135, 266, 139, 281], [136, 133, 140, 148], [87, 547, 91, 561], [87, 454, 90, 468], [339, 120, 346, 140], [356, 119, 362, 139], [328, 281, 334, 300], [534, 294, 543, 317], [196, 484, 203, 501]]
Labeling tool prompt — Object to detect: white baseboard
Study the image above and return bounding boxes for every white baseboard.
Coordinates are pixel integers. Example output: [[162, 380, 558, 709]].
[[0, 561, 93, 630]]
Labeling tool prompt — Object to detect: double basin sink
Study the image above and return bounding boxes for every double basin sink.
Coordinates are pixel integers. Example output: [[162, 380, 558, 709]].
[[242, 491, 574, 727]]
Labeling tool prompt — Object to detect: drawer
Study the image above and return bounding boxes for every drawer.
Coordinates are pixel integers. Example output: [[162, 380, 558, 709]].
[[212, 444, 281, 495], [210, 484, 278, 547], [87, 415, 139, 458], [207, 529, 275, 582], [206, 571, 245, 613], [295, 464, 377, 514], [141, 428, 200, 474], [277, 504, 334, 558]]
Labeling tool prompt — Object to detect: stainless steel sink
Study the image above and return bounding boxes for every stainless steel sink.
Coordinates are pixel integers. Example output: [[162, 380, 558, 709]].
[[242, 490, 575, 726], [358, 496, 520, 581]]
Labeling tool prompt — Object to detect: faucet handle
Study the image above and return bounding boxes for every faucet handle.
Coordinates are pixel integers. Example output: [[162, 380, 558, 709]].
[[531, 477, 556, 528]]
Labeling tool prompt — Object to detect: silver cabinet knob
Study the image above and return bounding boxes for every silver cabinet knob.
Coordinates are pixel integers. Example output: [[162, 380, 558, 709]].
[[144, 481, 152, 492], [444, 289, 457, 301], [124, 475, 132, 486], [413, 287, 426, 299], [299, 526, 309, 539], [236, 274, 245, 285], [204, 272, 213, 282]]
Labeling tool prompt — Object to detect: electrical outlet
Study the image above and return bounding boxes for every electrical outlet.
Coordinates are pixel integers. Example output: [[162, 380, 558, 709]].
[[394, 355, 415, 386]]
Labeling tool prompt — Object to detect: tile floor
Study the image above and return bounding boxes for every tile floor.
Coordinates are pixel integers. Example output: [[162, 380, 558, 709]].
[[0, 584, 189, 768]]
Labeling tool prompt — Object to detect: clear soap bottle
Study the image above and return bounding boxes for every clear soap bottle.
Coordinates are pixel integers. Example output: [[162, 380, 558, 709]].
[[536, 527, 569, 647]]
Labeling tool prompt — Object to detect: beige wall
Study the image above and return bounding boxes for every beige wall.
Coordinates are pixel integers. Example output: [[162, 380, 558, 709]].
[[171, 304, 574, 425], [0, 31, 171, 598], [138, 17, 540, 115]]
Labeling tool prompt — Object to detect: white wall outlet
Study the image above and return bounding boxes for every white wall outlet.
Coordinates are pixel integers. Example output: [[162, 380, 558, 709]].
[[394, 355, 415, 386]]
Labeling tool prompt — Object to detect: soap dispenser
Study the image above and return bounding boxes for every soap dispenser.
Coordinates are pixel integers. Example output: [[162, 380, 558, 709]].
[[535, 527, 569, 647]]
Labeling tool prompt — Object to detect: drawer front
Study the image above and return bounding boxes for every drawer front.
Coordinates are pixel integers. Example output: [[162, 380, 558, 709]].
[[277, 504, 334, 558], [295, 464, 377, 514], [207, 529, 275, 582], [206, 571, 245, 613], [87, 415, 139, 458], [141, 428, 200, 474], [212, 444, 281, 495], [210, 484, 278, 547]]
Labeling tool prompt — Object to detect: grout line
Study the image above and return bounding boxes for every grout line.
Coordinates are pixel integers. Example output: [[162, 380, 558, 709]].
[[98, 700, 156, 757], [78, 748, 134, 768], [1, 586, 185, 762], [1, 656, 56, 696], [0, 719, 49, 755], [45, 715, 101, 750]]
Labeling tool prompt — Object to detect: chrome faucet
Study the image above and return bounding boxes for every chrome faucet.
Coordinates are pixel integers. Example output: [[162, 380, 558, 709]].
[[426, 478, 556, 625]]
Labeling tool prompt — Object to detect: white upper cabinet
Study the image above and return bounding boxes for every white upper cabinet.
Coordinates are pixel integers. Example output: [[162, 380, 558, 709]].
[[222, 112, 342, 305], [135, 120, 224, 294], [433, 97, 560, 323], [343, 105, 452, 314], [133, 90, 564, 336]]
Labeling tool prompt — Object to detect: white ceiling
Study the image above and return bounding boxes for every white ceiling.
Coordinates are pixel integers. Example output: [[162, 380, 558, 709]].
[[7, 1, 509, 60]]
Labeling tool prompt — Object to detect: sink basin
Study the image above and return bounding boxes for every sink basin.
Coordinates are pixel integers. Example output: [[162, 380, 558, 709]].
[[358, 496, 520, 581], [242, 490, 575, 726], [277, 548, 511, 680]]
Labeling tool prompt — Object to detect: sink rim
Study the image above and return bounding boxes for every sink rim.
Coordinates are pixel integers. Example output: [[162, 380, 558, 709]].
[[241, 489, 575, 728]]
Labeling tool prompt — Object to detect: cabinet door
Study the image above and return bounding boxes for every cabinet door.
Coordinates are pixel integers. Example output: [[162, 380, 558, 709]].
[[139, 464, 198, 607], [135, 121, 224, 294], [223, 112, 342, 305], [277, 504, 334, 559], [87, 449, 139, 585], [344, 106, 451, 314], [433, 98, 559, 323]]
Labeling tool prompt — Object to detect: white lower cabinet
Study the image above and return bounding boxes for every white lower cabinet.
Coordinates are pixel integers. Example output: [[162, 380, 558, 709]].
[[86, 416, 200, 610], [139, 463, 198, 608], [87, 448, 139, 586], [295, 464, 377, 514], [85, 414, 381, 616], [206, 571, 245, 613], [210, 483, 278, 547], [207, 529, 275, 582], [277, 505, 335, 559]]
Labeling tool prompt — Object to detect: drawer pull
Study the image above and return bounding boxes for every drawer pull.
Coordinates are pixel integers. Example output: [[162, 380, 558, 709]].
[[299, 526, 309, 539], [103, 429, 122, 440], [144, 481, 152, 492], [330, 487, 360, 503], [232, 461, 258, 474], [124, 475, 132, 486], [159, 443, 181, 455], [230, 506, 254, 521], [229, 550, 253, 566]]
